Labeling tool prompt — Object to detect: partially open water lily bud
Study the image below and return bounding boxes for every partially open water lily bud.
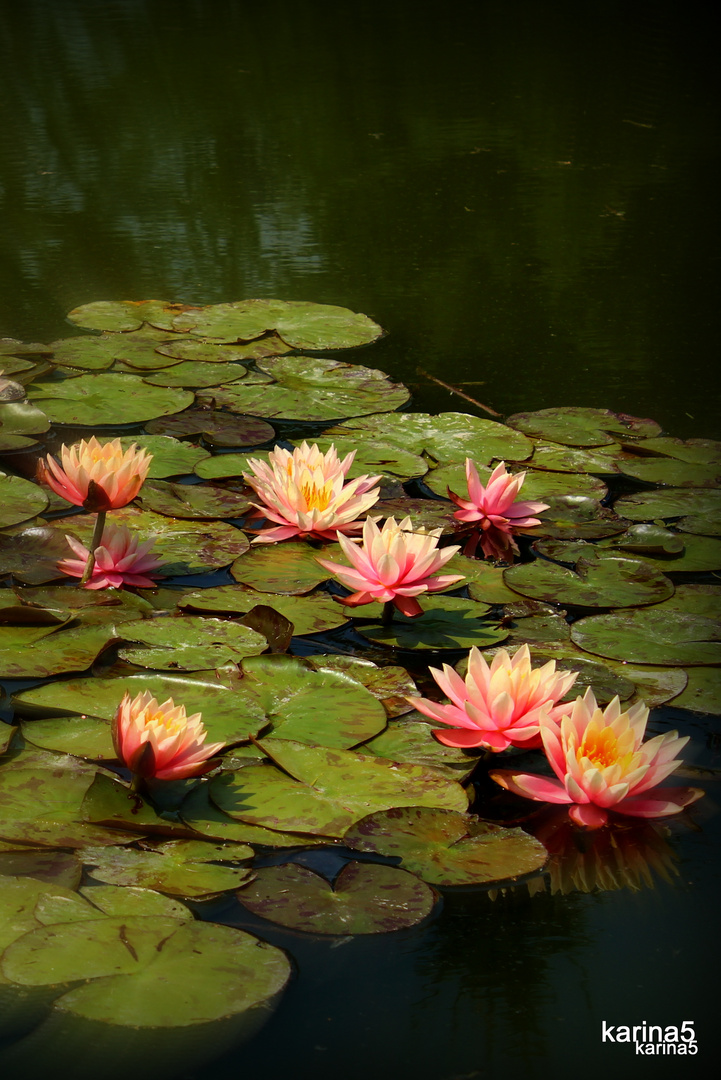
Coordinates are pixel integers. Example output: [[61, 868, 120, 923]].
[[113, 690, 225, 782]]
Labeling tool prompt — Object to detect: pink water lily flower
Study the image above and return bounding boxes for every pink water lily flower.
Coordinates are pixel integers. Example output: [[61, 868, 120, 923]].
[[491, 688, 704, 828], [448, 459, 548, 559], [243, 441, 381, 542], [38, 437, 152, 512], [113, 690, 225, 782], [316, 515, 463, 618], [408, 643, 579, 751], [58, 522, 166, 589]]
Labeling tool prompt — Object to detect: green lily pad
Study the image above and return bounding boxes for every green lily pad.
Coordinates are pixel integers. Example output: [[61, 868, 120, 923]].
[[79, 884, 193, 920], [500, 610, 573, 648], [137, 480, 252, 519], [445, 554, 537, 604], [615, 487, 721, 522], [570, 608, 721, 665], [193, 453, 255, 480], [525, 441, 632, 473], [199, 355, 409, 421], [506, 407, 661, 446], [595, 661, 688, 707], [28, 373, 194, 425], [179, 781, 330, 847], [118, 615, 267, 670], [0, 473, 48, 529], [48, 337, 126, 371], [237, 861, 437, 934], [424, 460, 606, 502], [526, 494, 629, 540], [668, 667, 721, 714], [372, 497, 457, 534], [615, 457, 721, 487], [180, 583, 349, 635], [0, 849, 82, 890], [21, 715, 115, 759], [0, 338, 52, 357], [328, 411, 533, 466], [211, 738, 468, 838], [601, 532, 721, 573], [630, 436, 721, 465], [0, 401, 51, 436], [343, 807, 548, 886], [171, 299, 384, 349], [305, 655, 418, 717], [117, 436, 207, 478], [80, 843, 253, 897], [308, 436, 426, 481], [503, 553, 674, 609], [143, 361, 248, 388], [361, 716, 481, 781], [0, 621, 120, 678], [357, 595, 507, 651], [66, 300, 152, 332], [604, 523, 685, 555], [230, 541, 335, 594], [146, 410, 275, 447], [653, 583, 721, 618], [155, 335, 291, 363], [677, 511, 721, 536]]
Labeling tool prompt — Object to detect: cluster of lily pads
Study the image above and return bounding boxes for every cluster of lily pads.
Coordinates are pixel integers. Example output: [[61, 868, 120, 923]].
[[0, 298, 718, 1074]]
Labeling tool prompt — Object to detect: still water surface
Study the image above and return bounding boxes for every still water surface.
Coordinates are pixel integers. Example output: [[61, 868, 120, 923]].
[[0, 2, 718, 1078]]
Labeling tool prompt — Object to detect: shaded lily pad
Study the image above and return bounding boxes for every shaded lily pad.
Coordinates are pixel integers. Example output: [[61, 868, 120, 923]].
[[80, 843, 253, 897], [118, 436, 207, 478], [328, 411, 533, 466], [668, 667, 721, 714], [199, 356, 409, 421], [0, 621, 121, 678], [344, 807, 548, 886], [155, 335, 291, 363], [357, 595, 508, 651], [506, 407, 661, 446], [570, 608, 721, 665], [210, 739, 468, 838], [372, 497, 457, 534], [143, 361, 248, 388], [118, 615, 267, 670], [171, 299, 384, 350], [445, 554, 535, 604], [146, 410, 275, 447], [604, 523, 684, 555], [0, 849, 82, 890], [525, 494, 629, 540], [615, 487, 721, 522], [180, 584, 349, 635], [654, 583, 721, 618], [138, 480, 252, 519], [28, 373, 194, 425], [600, 532, 721, 573], [597, 661, 689, 707], [237, 861, 436, 934], [230, 541, 335, 594], [525, 442, 631, 473], [0, 473, 48, 529], [615, 457, 721, 487], [503, 553, 674, 609], [179, 781, 330, 847], [630, 436, 721, 465]]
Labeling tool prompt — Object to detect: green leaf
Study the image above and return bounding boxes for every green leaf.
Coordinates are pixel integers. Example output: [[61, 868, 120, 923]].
[[0, 401, 51, 436], [21, 715, 115, 759], [343, 807, 548, 886], [137, 480, 252, 519], [0, 473, 48, 529], [615, 487, 721, 522], [305, 655, 418, 717], [117, 615, 267, 670], [570, 608, 721, 665], [230, 541, 335, 594], [669, 667, 721, 714], [0, 849, 82, 890], [28, 373, 194, 425], [171, 299, 384, 349], [179, 781, 330, 847], [180, 583, 349, 635], [143, 361, 248, 388], [147, 410, 275, 447], [154, 335, 291, 363], [506, 407, 661, 446], [80, 844, 253, 897], [237, 861, 437, 934], [117, 436, 208, 478], [357, 595, 507, 651], [0, 621, 120, 678], [424, 461, 607, 502], [361, 715, 481, 781], [615, 457, 721, 487], [503, 553, 674, 609]]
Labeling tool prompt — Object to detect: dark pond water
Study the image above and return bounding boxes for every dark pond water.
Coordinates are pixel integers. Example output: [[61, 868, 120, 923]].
[[1, 2, 719, 1078]]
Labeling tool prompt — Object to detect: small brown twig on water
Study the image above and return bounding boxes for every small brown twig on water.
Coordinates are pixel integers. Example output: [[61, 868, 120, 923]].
[[416, 368, 502, 417]]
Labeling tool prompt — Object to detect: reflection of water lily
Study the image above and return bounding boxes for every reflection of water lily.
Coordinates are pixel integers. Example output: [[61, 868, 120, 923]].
[[448, 459, 548, 559], [58, 522, 166, 589], [113, 690, 225, 782], [491, 688, 704, 828], [38, 436, 152, 511], [243, 441, 381, 542], [316, 515, 463, 618], [408, 644, 578, 751]]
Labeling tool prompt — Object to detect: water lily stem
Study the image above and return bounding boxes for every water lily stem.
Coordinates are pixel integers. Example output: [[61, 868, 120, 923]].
[[382, 600, 395, 626], [79, 509, 107, 586]]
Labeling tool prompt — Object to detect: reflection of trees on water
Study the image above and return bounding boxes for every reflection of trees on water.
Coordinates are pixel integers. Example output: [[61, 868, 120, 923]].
[[0, 2, 718, 434]]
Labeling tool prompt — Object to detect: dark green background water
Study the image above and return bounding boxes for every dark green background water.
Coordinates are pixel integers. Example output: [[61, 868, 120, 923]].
[[1, 2, 718, 1078]]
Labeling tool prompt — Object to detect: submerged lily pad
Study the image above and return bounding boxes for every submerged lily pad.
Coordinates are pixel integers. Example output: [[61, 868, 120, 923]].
[[503, 553, 674, 609], [28, 373, 194, 425], [358, 595, 507, 651], [237, 861, 436, 934], [506, 407, 661, 446], [570, 608, 721, 665], [344, 807, 548, 886], [198, 355, 409, 421]]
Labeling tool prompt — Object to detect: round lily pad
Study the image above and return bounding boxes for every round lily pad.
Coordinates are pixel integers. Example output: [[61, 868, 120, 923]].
[[28, 373, 194, 425], [424, 461, 606, 502], [49, 337, 124, 371], [138, 480, 252, 519], [614, 488, 721, 522], [230, 541, 335, 594], [21, 715, 115, 759], [615, 457, 721, 487], [146, 410, 275, 447], [0, 473, 48, 528], [194, 453, 255, 480], [570, 608, 721, 665], [361, 717, 481, 781], [668, 667, 721, 714], [503, 553, 674, 608], [343, 807, 548, 886], [117, 435, 208, 478], [180, 583, 349, 635], [526, 441, 631, 474], [357, 595, 508, 651], [0, 621, 121, 679], [155, 335, 291, 362], [198, 355, 409, 421], [237, 861, 437, 934], [506, 407, 661, 446], [305, 655, 418, 717], [66, 300, 148, 332], [80, 843, 253, 897], [118, 615, 267, 670], [0, 401, 51, 435], [143, 361, 248, 388]]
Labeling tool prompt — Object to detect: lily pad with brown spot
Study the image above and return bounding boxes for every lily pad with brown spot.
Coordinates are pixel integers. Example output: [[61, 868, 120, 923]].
[[180, 584, 349, 635], [154, 335, 291, 363], [117, 615, 267, 670], [503, 553, 674, 609], [143, 361, 249, 389], [570, 608, 721, 665], [506, 407, 661, 447], [230, 541, 336, 594], [137, 480, 253, 520], [146, 410, 275, 447]]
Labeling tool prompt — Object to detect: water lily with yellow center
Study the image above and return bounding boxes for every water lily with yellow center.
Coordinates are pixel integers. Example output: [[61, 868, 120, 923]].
[[243, 441, 382, 542], [112, 690, 225, 784], [491, 688, 703, 828], [408, 644, 579, 751], [38, 436, 152, 511]]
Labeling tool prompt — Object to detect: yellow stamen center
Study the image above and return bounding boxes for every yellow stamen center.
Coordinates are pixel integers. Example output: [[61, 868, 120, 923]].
[[301, 480, 332, 512], [578, 726, 620, 769]]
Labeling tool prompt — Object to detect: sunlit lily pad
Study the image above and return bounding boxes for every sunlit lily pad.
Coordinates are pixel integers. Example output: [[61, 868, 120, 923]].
[[309, 436, 426, 481], [525, 442, 631, 473], [372, 497, 457, 534], [503, 553, 674, 608], [328, 411, 533, 466], [630, 436, 721, 465], [0, 621, 121, 678], [179, 782, 330, 847], [0, 849, 82, 890], [21, 715, 115, 759], [143, 361, 248, 388], [180, 584, 349, 635], [570, 608, 721, 665], [211, 738, 468, 838], [343, 807, 548, 886], [237, 861, 436, 934], [357, 595, 507, 651], [198, 355, 409, 421], [80, 843, 253, 897], [230, 541, 335, 594], [137, 480, 252, 519], [0, 473, 48, 529], [146, 410, 275, 447], [525, 494, 629, 540], [361, 716, 481, 781], [305, 655, 418, 717], [0, 401, 51, 436], [28, 373, 194, 425], [79, 884, 193, 920], [444, 556, 524, 604], [506, 407, 661, 446], [601, 532, 721, 573], [155, 336, 291, 363], [49, 337, 126, 371], [193, 453, 254, 480], [668, 667, 721, 714], [604, 523, 684, 555], [67, 300, 149, 331], [117, 435, 207, 478], [117, 615, 267, 670]]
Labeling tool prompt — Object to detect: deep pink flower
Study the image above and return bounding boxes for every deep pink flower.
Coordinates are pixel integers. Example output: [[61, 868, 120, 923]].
[[58, 522, 166, 589], [408, 644, 578, 751], [491, 688, 703, 828], [38, 437, 152, 512], [448, 459, 548, 559], [243, 441, 381, 542], [113, 690, 225, 781], [316, 515, 463, 618]]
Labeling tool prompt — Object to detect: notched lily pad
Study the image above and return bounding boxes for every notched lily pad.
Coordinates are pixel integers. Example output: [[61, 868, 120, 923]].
[[117, 435, 208, 478], [180, 583, 349, 635], [237, 861, 436, 934], [118, 615, 267, 670], [28, 373, 194, 425], [503, 553, 674, 609], [230, 541, 335, 594], [506, 407, 661, 447], [80, 842, 254, 897]]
